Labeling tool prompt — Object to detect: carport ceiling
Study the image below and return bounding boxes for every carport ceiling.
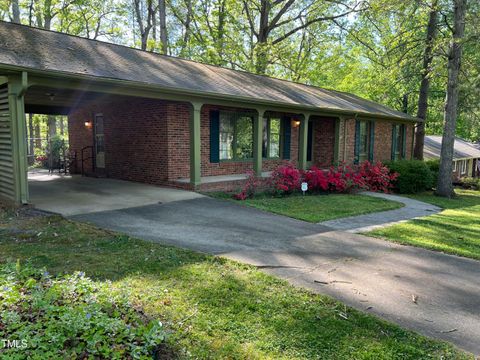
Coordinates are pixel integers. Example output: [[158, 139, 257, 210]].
[[24, 86, 102, 115]]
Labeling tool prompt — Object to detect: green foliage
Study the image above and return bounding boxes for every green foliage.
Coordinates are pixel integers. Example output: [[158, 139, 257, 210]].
[[459, 177, 480, 190], [425, 159, 440, 187], [385, 160, 434, 193], [0, 261, 166, 359]]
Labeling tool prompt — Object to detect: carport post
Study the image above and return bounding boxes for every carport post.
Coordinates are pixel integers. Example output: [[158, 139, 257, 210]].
[[190, 102, 202, 188], [7, 73, 29, 204], [298, 113, 310, 170], [254, 108, 266, 176]]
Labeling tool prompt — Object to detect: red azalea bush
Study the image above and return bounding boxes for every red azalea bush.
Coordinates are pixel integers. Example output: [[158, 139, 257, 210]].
[[303, 166, 329, 191], [269, 162, 301, 195], [358, 161, 398, 193], [234, 161, 397, 200], [234, 170, 259, 200], [304, 164, 367, 193]]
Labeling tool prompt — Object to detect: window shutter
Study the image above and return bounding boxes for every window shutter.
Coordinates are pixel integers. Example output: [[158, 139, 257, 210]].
[[282, 117, 291, 160], [401, 124, 407, 159], [209, 110, 220, 163], [354, 120, 360, 164], [369, 121, 375, 162], [391, 124, 397, 160], [307, 120, 313, 162]]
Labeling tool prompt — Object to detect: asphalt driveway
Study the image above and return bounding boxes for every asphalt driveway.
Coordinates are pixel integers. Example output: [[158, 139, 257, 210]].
[[72, 196, 480, 355]]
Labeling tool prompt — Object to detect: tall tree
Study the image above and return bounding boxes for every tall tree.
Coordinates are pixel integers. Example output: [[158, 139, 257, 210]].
[[11, 0, 20, 23], [133, 0, 157, 50], [158, 0, 168, 53], [436, 0, 467, 197], [242, 0, 364, 74], [414, 0, 439, 160]]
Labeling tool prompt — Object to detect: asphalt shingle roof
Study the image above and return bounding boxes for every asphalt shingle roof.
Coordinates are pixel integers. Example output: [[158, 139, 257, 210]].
[[424, 135, 480, 160], [0, 21, 417, 121]]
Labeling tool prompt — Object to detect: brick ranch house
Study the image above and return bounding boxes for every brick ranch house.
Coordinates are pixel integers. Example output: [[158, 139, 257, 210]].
[[0, 21, 419, 204]]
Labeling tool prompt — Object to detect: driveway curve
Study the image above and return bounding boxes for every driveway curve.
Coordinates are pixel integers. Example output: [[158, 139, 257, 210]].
[[72, 196, 480, 355]]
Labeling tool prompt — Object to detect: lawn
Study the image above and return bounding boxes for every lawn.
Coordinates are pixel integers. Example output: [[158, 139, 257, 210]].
[[210, 193, 403, 223], [0, 209, 469, 359], [368, 189, 480, 260]]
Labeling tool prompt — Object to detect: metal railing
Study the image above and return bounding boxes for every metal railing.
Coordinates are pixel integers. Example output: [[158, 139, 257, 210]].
[[81, 146, 95, 176]]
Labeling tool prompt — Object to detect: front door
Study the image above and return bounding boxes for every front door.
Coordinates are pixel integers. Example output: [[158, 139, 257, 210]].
[[94, 113, 105, 170]]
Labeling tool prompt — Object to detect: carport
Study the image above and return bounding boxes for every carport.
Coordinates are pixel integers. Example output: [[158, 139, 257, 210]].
[[0, 75, 171, 205], [28, 169, 202, 216]]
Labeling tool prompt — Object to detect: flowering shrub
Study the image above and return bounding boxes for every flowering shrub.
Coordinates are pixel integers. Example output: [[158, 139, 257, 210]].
[[234, 170, 259, 200], [269, 162, 301, 195], [358, 161, 398, 193], [303, 166, 329, 191], [0, 261, 167, 359], [234, 161, 397, 200]]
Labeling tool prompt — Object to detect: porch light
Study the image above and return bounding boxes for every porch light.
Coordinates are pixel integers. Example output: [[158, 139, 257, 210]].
[[84, 120, 93, 129], [293, 119, 301, 127]]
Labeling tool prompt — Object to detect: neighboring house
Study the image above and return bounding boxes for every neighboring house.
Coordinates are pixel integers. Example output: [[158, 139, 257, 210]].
[[0, 22, 419, 205], [424, 136, 480, 178]]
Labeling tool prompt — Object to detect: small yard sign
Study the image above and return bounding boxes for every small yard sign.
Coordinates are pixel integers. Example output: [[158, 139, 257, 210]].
[[301, 182, 308, 195]]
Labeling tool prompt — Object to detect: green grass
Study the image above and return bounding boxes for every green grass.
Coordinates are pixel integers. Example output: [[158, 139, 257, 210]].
[[368, 189, 480, 260], [210, 192, 404, 222], [0, 209, 469, 359]]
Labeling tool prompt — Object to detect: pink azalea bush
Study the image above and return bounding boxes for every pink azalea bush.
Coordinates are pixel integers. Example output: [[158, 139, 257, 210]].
[[233, 161, 398, 199], [269, 162, 301, 195], [233, 170, 260, 200]]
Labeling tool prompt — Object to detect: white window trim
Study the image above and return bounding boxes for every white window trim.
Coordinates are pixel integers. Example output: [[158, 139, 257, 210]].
[[453, 161, 457, 172], [460, 160, 468, 175]]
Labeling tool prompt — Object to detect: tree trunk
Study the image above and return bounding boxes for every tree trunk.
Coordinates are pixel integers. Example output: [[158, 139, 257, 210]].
[[159, 0, 168, 54], [47, 115, 57, 140], [436, 0, 467, 197], [34, 121, 41, 148], [215, 0, 227, 65], [12, 0, 21, 23], [180, 0, 192, 56], [414, 1, 438, 160], [28, 113, 34, 165], [59, 116, 65, 136], [255, 0, 271, 74]]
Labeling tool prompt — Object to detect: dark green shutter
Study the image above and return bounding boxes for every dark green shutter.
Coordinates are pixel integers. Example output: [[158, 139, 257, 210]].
[[391, 124, 397, 160], [307, 120, 313, 162], [369, 121, 375, 162], [401, 124, 407, 159], [209, 110, 220, 163], [354, 120, 360, 164], [282, 117, 291, 160]]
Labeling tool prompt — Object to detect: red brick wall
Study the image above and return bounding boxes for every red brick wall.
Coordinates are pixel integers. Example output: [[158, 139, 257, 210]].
[[166, 103, 190, 180], [340, 119, 415, 164], [312, 116, 336, 167], [68, 107, 94, 174], [68, 96, 180, 184], [374, 121, 393, 163], [200, 105, 300, 177]]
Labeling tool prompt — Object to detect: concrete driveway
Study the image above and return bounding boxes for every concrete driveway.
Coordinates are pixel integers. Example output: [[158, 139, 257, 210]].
[[28, 170, 203, 216], [70, 196, 480, 355]]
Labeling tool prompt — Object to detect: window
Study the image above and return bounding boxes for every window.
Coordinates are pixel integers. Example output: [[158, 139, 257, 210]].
[[219, 111, 253, 160], [358, 120, 371, 162], [392, 124, 405, 160], [460, 160, 467, 174], [262, 117, 281, 158], [452, 161, 457, 172]]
